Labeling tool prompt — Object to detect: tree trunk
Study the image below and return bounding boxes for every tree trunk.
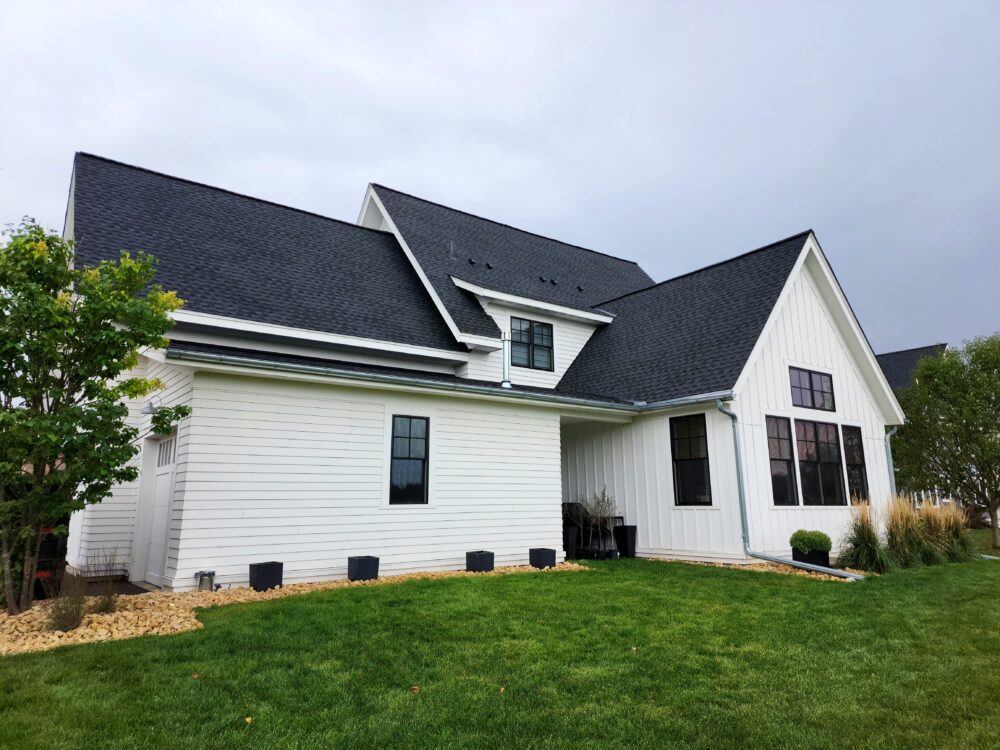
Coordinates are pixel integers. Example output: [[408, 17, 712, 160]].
[[18, 532, 43, 613], [990, 508, 1000, 550], [1, 530, 18, 615]]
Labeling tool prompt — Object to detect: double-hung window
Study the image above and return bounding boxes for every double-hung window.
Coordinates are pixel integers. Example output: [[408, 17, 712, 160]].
[[670, 414, 712, 506], [511, 317, 553, 371], [766, 416, 798, 506], [795, 419, 846, 506], [841, 425, 869, 501], [390, 415, 429, 504], [789, 367, 835, 411]]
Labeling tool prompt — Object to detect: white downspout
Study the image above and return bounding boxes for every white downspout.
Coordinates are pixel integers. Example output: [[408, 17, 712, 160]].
[[500, 332, 512, 389], [884, 426, 899, 497], [715, 400, 864, 581]]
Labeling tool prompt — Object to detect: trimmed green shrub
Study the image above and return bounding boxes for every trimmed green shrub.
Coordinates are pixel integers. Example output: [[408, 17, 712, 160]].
[[837, 504, 897, 574], [789, 529, 832, 554]]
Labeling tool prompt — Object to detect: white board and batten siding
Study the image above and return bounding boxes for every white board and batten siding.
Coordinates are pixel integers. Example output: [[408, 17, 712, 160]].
[[66, 358, 194, 575], [459, 302, 598, 389], [163, 370, 564, 590], [562, 408, 746, 561], [732, 261, 893, 555]]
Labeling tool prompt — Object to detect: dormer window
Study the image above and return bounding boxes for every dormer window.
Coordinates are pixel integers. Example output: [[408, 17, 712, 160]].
[[511, 317, 553, 371]]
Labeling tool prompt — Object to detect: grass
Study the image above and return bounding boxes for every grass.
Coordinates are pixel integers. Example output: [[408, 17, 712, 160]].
[[2, 560, 1000, 749], [970, 527, 999, 556]]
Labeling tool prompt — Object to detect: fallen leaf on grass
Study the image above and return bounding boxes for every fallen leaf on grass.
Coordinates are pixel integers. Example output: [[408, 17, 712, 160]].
[[410, 686, 421, 694]]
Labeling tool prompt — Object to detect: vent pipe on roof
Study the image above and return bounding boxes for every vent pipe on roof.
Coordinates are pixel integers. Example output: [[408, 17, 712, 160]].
[[500, 333, 512, 389], [448, 240, 457, 260]]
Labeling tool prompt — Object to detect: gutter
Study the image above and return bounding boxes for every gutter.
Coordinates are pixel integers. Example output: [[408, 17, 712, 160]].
[[884, 426, 899, 497], [166, 347, 732, 414], [715, 400, 865, 581]]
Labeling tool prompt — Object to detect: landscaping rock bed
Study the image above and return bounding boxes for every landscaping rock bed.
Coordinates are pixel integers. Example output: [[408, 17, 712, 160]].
[[677, 559, 858, 581], [0, 562, 585, 657]]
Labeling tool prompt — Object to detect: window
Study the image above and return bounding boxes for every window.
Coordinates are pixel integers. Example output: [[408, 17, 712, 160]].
[[156, 437, 175, 468], [390, 416, 429, 504], [841, 425, 868, 501], [795, 419, 846, 506], [766, 416, 798, 506], [789, 367, 835, 411], [511, 317, 553, 371], [670, 414, 712, 506]]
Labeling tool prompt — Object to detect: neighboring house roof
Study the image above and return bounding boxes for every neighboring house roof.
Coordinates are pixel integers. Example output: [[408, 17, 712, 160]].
[[559, 232, 811, 403], [876, 344, 947, 390], [70, 153, 464, 352], [164, 341, 633, 406], [370, 185, 655, 338]]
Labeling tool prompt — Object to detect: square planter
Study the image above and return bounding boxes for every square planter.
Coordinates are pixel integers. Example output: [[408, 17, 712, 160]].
[[466, 550, 495, 573], [563, 527, 578, 560], [613, 525, 637, 558], [792, 549, 830, 567], [529, 548, 556, 569], [249, 561, 283, 592], [348, 555, 380, 581]]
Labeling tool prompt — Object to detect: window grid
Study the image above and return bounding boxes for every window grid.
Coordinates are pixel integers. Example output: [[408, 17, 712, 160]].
[[795, 419, 846, 506], [511, 317, 554, 372], [156, 437, 175, 468], [670, 414, 712, 506], [389, 415, 429, 504], [841, 425, 869, 501], [789, 367, 836, 412], [766, 416, 798, 506]]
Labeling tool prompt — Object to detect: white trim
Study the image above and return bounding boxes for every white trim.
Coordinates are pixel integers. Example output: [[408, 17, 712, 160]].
[[450, 276, 615, 324], [170, 309, 469, 364], [732, 235, 905, 425]]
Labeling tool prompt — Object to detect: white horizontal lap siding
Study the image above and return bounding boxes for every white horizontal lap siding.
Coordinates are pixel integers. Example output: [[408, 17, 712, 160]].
[[167, 371, 563, 590], [733, 264, 892, 556], [562, 409, 745, 560], [460, 303, 598, 387], [67, 357, 194, 574]]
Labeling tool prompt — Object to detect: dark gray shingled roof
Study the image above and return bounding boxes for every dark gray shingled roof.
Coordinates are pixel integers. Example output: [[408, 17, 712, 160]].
[[165, 341, 632, 405], [876, 344, 947, 391], [558, 232, 811, 403], [371, 185, 655, 338], [70, 153, 464, 352]]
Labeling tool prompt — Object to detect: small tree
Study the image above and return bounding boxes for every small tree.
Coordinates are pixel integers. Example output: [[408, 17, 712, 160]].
[[0, 221, 190, 613], [893, 335, 1000, 549]]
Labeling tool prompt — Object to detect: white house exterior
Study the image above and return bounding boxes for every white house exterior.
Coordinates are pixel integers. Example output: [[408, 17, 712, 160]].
[[64, 153, 904, 590]]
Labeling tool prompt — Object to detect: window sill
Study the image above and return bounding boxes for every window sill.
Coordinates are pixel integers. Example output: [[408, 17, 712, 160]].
[[671, 505, 720, 511], [769, 505, 851, 510], [379, 502, 436, 511]]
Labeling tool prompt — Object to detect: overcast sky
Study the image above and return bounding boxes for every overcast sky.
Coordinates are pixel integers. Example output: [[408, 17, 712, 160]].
[[1, 1, 997, 352]]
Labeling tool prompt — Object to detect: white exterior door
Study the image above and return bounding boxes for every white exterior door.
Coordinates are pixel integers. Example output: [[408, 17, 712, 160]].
[[144, 436, 176, 587]]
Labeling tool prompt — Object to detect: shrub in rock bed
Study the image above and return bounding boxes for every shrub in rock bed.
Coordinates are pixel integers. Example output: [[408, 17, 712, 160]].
[[44, 574, 87, 632]]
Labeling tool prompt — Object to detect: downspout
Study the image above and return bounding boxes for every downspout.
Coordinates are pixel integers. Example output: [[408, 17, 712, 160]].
[[884, 426, 899, 497], [715, 400, 864, 581], [500, 332, 512, 389]]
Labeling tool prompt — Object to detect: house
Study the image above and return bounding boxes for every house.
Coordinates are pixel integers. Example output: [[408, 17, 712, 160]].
[[64, 153, 904, 589]]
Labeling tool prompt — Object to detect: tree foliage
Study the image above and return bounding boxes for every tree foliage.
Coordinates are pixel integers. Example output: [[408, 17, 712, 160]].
[[0, 221, 190, 613], [893, 335, 1000, 549]]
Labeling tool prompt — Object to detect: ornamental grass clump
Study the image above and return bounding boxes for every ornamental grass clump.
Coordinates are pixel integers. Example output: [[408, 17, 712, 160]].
[[837, 503, 896, 574], [886, 498, 934, 567], [919, 502, 976, 563], [45, 573, 87, 632]]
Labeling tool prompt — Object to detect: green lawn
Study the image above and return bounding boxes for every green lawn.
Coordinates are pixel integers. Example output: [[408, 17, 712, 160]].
[[2, 560, 999, 750], [970, 527, 999, 556]]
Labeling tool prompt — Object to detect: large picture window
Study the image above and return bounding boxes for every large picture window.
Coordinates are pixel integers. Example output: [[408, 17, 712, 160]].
[[789, 367, 836, 411], [795, 419, 846, 506], [511, 317, 554, 371], [766, 416, 798, 506], [670, 414, 712, 506], [390, 415, 428, 504], [841, 425, 869, 501]]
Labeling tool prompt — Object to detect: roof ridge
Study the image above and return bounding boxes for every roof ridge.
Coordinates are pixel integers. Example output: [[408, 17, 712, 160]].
[[876, 343, 948, 357], [371, 183, 646, 269], [74, 152, 394, 238], [593, 229, 814, 307]]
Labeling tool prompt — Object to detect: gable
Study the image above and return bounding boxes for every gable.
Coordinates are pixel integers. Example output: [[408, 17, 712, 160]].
[[70, 154, 463, 353], [362, 185, 654, 341]]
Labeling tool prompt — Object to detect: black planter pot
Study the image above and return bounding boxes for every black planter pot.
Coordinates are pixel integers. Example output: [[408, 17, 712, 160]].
[[563, 528, 578, 560], [466, 550, 495, 573], [792, 549, 830, 567], [613, 525, 637, 558], [529, 548, 556, 569], [249, 561, 283, 591], [348, 555, 380, 581]]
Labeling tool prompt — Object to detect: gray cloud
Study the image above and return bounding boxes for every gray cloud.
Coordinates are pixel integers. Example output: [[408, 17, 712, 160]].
[[1, 0, 996, 351]]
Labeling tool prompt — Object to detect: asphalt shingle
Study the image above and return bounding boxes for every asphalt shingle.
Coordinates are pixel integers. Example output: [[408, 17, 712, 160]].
[[876, 344, 947, 391]]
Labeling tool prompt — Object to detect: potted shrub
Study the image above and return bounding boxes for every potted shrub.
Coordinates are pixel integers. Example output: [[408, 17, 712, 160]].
[[579, 486, 619, 559], [790, 530, 832, 567]]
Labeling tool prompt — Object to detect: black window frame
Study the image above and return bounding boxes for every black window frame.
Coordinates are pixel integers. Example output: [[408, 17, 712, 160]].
[[389, 415, 429, 505], [669, 414, 713, 506], [795, 419, 847, 506], [510, 317, 554, 372], [766, 416, 798, 506], [841, 424, 869, 502], [789, 367, 836, 412]]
